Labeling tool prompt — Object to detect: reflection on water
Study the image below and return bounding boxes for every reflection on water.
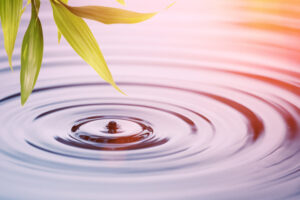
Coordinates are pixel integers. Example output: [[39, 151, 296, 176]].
[[0, 0, 299, 199]]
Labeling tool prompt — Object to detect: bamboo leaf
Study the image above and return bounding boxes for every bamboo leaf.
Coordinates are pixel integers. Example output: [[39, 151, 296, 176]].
[[21, 0, 43, 105], [57, 0, 68, 43], [21, 0, 31, 15], [59, 2, 156, 24], [0, 0, 23, 70], [116, 0, 125, 5], [50, 0, 123, 94]]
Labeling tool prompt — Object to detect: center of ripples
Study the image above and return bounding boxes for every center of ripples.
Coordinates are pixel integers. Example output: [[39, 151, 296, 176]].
[[57, 115, 165, 151]]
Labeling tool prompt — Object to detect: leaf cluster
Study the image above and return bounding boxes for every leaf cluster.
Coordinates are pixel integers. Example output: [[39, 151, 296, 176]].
[[0, 0, 156, 105]]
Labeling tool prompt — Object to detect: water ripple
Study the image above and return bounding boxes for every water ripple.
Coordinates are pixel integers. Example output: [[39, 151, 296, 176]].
[[0, 0, 299, 199]]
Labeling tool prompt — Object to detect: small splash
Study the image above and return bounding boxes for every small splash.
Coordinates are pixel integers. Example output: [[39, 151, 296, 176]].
[[55, 114, 166, 151], [106, 121, 119, 133]]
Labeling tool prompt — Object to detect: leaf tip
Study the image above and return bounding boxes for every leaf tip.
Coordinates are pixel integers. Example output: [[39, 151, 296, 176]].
[[58, 28, 62, 44], [21, 94, 28, 106], [117, 0, 126, 6], [112, 83, 126, 95], [166, 1, 176, 10], [8, 56, 13, 71]]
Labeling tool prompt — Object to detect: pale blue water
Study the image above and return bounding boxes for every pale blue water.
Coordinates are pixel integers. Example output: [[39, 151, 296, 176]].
[[0, 0, 299, 199]]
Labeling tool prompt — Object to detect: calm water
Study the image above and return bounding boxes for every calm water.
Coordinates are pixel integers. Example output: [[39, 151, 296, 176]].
[[0, 0, 300, 199]]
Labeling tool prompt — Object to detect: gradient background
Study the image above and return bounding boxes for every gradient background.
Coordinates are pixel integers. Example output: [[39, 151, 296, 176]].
[[0, 0, 299, 200]]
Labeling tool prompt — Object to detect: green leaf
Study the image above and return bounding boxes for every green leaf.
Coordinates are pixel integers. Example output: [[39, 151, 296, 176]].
[[116, 0, 125, 5], [50, 0, 123, 94], [0, 0, 23, 70], [21, 0, 44, 105], [21, 0, 31, 15], [57, 0, 68, 43], [59, 2, 156, 24]]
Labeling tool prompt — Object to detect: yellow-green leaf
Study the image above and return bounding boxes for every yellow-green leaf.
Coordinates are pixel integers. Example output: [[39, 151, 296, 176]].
[[50, 0, 123, 93], [21, 0, 31, 15], [0, 0, 23, 70], [57, 0, 68, 43], [58, 1, 156, 24], [116, 0, 125, 5], [21, 0, 44, 105]]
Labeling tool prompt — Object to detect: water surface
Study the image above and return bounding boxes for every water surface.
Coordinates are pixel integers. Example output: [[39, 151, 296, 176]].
[[0, 0, 299, 199]]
